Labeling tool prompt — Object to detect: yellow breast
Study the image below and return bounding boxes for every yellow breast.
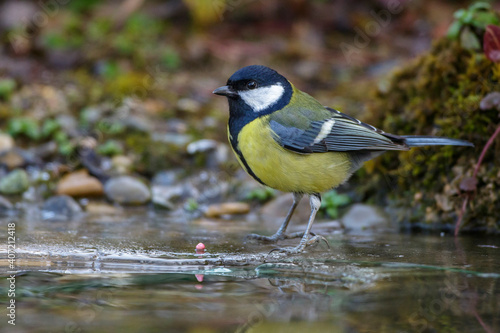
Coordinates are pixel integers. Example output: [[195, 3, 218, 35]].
[[236, 116, 353, 194]]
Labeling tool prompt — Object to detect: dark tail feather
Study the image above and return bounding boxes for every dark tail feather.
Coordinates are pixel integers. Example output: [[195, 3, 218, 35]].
[[402, 135, 474, 147]]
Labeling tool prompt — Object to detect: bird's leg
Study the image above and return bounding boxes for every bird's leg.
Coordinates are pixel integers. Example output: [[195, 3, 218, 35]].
[[272, 192, 304, 238], [271, 193, 323, 254], [246, 193, 304, 243]]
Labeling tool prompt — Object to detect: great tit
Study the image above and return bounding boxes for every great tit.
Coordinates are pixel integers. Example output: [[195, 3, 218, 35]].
[[213, 65, 473, 254]]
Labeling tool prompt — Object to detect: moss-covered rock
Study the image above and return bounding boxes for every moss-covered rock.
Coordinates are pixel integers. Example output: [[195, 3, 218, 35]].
[[0, 168, 29, 195], [359, 36, 500, 233]]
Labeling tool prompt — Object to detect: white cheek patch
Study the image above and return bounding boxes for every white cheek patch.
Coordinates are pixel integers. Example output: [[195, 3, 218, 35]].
[[239, 84, 284, 113], [313, 119, 335, 144]]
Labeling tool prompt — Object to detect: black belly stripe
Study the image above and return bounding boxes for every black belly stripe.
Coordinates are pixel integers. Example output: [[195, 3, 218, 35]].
[[228, 118, 266, 185], [228, 114, 267, 186], [231, 140, 266, 186]]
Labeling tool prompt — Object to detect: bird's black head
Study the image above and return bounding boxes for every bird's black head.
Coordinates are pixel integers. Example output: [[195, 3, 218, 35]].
[[213, 65, 293, 118]]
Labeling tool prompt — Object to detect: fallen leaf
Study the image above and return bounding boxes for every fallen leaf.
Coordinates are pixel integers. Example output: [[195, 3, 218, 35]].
[[479, 91, 500, 111], [460, 177, 478, 192], [484, 24, 500, 62]]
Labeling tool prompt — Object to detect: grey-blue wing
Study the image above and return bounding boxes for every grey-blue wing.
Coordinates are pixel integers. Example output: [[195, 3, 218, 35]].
[[269, 107, 409, 154]]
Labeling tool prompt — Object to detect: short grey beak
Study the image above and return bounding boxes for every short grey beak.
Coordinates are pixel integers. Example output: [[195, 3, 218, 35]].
[[213, 85, 237, 97]]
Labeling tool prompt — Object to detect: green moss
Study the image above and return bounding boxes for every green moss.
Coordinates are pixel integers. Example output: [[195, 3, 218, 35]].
[[360, 36, 500, 232], [184, 198, 199, 212], [320, 190, 351, 219], [447, 2, 500, 40], [104, 72, 152, 99], [125, 133, 186, 175], [0, 78, 16, 100], [39, 12, 85, 50], [0, 169, 29, 195], [7, 117, 40, 140], [245, 187, 276, 203], [160, 47, 182, 70], [41, 119, 61, 138], [96, 120, 126, 135], [67, 0, 100, 12], [97, 140, 124, 156]]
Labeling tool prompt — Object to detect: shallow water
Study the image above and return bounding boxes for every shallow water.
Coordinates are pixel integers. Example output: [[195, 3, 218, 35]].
[[1, 212, 499, 332]]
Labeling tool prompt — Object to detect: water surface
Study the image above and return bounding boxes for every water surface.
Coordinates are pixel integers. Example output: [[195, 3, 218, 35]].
[[1, 212, 499, 332]]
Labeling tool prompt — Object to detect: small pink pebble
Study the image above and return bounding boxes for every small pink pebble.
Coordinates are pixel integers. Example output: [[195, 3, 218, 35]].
[[196, 243, 205, 251]]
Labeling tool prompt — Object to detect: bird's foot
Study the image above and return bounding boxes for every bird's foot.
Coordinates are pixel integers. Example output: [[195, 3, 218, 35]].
[[268, 234, 330, 254], [246, 231, 317, 243], [246, 232, 285, 243]]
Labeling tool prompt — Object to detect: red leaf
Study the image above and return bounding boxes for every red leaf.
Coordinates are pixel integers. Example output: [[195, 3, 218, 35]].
[[484, 24, 500, 62]]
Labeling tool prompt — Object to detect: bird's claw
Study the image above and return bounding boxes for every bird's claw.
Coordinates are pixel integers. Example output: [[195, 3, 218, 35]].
[[268, 234, 329, 255], [307, 234, 330, 249]]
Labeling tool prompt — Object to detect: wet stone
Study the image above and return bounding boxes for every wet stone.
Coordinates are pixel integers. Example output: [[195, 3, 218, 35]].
[[31, 141, 58, 160], [0, 150, 24, 170], [152, 170, 184, 186], [56, 170, 104, 197], [85, 202, 121, 215], [0, 133, 14, 153], [260, 193, 311, 227], [0, 195, 13, 211], [0, 1, 37, 30], [152, 184, 186, 210], [104, 176, 151, 205], [187, 139, 218, 154], [151, 132, 192, 147], [0, 168, 29, 195], [0, 148, 37, 169], [204, 202, 251, 218], [341, 204, 387, 231], [187, 139, 229, 168], [56, 114, 79, 137], [41, 195, 82, 220], [110, 155, 133, 175]]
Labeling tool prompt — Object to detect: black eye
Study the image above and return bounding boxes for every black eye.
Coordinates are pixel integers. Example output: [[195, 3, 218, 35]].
[[246, 80, 258, 90]]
